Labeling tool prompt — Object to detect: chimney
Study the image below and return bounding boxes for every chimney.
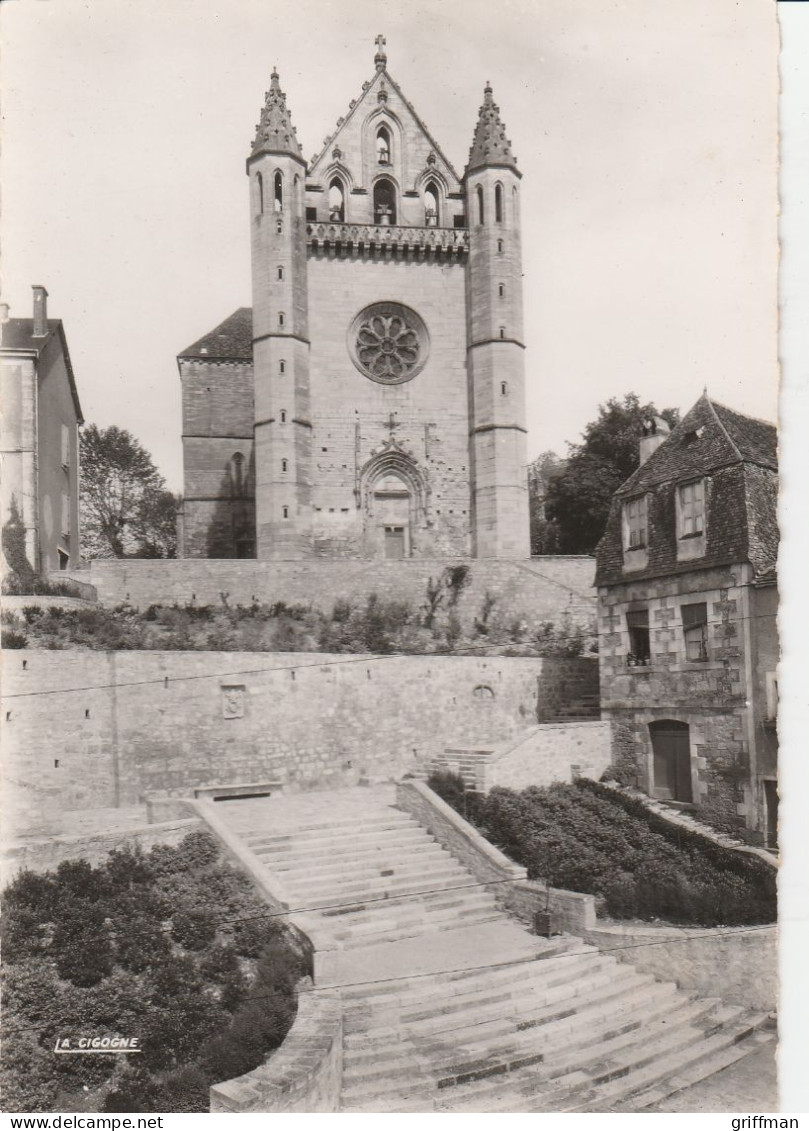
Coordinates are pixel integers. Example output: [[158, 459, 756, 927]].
[[639, 415, 670, 466], [32, 285, 49, 337]]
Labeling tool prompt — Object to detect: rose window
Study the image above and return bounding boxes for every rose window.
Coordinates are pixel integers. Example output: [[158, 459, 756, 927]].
[[348, 302, 429, 384]]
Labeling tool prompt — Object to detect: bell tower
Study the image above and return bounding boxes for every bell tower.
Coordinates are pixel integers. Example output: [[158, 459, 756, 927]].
[[465, 84, 529, 559], [247, 69, 313, 559]]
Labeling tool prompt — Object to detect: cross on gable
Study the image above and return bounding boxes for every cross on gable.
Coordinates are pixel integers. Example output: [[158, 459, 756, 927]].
[[375, 34, 386, 53]]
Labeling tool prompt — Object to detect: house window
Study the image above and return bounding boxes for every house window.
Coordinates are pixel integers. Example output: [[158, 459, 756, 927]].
[[282, 505, 289, 519], [495, 183, 504, 222], [623, 495, 647, 550], [501, 381, 508, 396], [279, 359, 286, 374], [274, 171, 283, 212], [626, 609, 650, 666], [278, 312, 285, 328], [61, 423, 70, 469], [765, 672, 778, 720], [281, 459, 288, 472], [681, 602, 708, 662], [498, 283, 505, 298], [497, 238, 504, 253], [280, 410, 287, 423], [277, 266, 284, 280], [679, 480, 705, 537], [499, 326, 505, 339], [61, 493, 71, 537], [256, 173, 264, 214], [476, 185, 484, 225]]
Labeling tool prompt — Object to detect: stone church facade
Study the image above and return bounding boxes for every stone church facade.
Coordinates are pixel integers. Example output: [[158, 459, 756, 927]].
[[178, 37, 529, 561]]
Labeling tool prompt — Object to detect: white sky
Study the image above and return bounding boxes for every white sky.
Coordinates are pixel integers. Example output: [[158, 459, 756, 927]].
[[0, 0, 778, 492]]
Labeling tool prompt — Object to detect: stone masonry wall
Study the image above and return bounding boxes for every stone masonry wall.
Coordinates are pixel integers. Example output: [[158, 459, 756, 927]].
[[483, 721, 611, 791], [81, 555, 596, 631], [2, 651, 582, 836], [598, 563, 760, 838]]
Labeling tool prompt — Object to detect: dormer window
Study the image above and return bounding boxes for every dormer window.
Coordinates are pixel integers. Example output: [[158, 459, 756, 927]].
[[623, 495, 647, 550], [678, 480, 705, 538], [376, 126, 391, 165]]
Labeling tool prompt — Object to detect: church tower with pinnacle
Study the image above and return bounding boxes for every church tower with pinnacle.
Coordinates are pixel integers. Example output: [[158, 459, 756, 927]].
[[178, 38, 529, 560]]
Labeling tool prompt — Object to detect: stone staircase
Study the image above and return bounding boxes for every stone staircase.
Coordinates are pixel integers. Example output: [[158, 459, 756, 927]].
[[213, 785, 774, 1113]]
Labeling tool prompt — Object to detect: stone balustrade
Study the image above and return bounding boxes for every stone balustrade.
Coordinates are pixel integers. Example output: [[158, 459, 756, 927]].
[[306, 221, 469, 257]]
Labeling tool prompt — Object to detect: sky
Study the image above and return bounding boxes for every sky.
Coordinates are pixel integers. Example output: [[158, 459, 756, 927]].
[[0, 0, 779, 492]]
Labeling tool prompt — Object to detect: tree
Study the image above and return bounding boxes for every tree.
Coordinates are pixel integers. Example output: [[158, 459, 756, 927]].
[[527, 451, 566, 555], [544, 393, 679, 554], [80, 425, 179, 559]]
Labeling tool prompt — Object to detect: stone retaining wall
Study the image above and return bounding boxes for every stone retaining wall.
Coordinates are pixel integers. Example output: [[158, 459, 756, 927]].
[[583, 923, 777, 1013], [3, 650, 584, 836], [0, 818, 200, 883], [79, 556, 596, 631], [210, 986, 343, 1113]]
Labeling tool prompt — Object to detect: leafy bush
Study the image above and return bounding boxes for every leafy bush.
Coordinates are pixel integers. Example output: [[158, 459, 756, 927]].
[[171, 908, 218, 950], [1, 628, 28, 648], [432, 777, 776, 927], [1, 830, 303, 1112]]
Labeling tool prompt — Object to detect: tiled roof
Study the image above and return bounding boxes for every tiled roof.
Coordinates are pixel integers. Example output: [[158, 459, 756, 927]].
[[178, 308, 253, 360], [596, 395, 778, 587], [615, 394, 776, 498], [0, 317, 83, 423], [711, 400, 777, 469]]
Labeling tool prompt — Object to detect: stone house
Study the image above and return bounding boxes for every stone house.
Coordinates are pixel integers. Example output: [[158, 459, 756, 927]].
[[178, 36, 529, 562], [595, 395, 778, 846], [0, 287, 83, 574]]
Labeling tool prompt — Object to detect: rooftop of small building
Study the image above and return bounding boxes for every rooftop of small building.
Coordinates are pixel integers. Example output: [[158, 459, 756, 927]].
[[616, 394, 777, 499], [178, 308, 253, 360], [0, 316, 84, 423]]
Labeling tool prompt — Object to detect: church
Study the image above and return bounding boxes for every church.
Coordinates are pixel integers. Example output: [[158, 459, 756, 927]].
[[178, 37, 529, 561]]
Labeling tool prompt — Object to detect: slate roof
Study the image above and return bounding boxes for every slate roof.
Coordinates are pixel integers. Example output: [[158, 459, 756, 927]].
[[178, 308, 253, 361], [0, 317, 83, 423], [615, 394, 777, 498], [596, 395, 778, 587]]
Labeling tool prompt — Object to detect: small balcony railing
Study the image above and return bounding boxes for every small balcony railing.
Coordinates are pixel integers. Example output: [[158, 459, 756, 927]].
[[626, 653, 651, 668]]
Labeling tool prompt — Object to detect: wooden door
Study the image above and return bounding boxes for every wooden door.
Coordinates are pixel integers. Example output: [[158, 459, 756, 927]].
[[650, 721, 692, 802]]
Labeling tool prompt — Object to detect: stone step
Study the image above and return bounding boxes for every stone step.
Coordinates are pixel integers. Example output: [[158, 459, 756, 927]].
[[343, 961, 644, 1060], [339, 941, 596, 1009], [337, 909, 507, 952], [343, 949, 622, 1035], [288, 867, 474, 903], [341, 975, 680, 1098], [329, 898, 502, 947], [323, 884, 495, 923], [254, 832, 439, 864], [244, 813, 416, 844], [561, 1010, 772, 1112], [621, 1028, 775, 1111], [270, 848, 463, 888], [394, 998, 734, 1113]]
